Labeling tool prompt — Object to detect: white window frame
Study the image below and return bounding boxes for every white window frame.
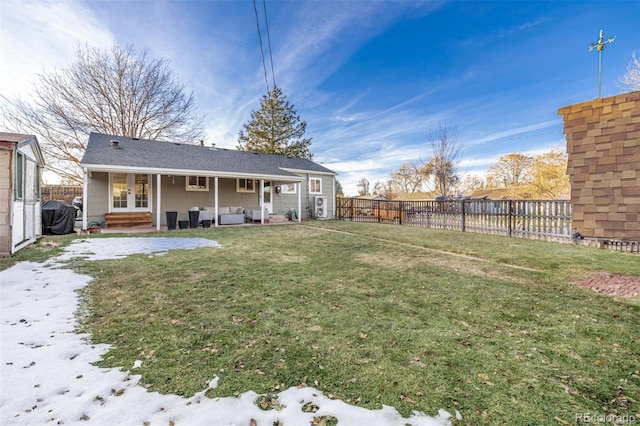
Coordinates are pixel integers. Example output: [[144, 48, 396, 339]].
[[280, 183, 297, 194], [15, 151, 24, 200], [186, 176, 209, 191], [309, 177, 322, 194], [34, 163, 41, 201], [236, 178, 256, 193]]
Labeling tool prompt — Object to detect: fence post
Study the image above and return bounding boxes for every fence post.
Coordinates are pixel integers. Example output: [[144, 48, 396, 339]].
[[460, 200, 466, 232], [508, 200, 513, 238]]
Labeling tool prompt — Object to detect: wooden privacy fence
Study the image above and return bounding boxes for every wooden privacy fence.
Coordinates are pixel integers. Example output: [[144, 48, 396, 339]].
[[41, 185, 83, 203], [336, 198, 573, 242]]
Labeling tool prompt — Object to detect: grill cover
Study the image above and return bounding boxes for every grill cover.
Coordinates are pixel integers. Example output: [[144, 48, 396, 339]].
[[41, 200, 76, 235]]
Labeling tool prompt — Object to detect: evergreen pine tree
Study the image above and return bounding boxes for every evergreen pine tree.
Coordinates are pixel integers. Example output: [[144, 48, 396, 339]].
[[237, 85, 313, 159]]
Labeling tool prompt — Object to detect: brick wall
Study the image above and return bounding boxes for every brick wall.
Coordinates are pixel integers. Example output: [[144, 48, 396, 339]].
[[558, 90, 640, 240]]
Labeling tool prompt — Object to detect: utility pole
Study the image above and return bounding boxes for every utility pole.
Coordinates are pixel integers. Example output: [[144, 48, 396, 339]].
[[589, 29, 616, 98]]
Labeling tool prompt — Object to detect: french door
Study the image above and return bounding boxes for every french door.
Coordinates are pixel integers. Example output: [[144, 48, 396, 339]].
[[263, 181, 273, 213], [111, 173, 150, 212]]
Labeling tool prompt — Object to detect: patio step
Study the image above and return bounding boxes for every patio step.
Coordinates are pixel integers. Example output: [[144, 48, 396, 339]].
[[269, 214, 289, 223], [104, 212, 152, 228]]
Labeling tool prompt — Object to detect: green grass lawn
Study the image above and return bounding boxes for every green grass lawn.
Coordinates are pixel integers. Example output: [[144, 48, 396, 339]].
[[7, 221, 640, 425]]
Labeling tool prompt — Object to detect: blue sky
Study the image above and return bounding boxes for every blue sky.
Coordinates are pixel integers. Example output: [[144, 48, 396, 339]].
[[1, 1, 639, 195]]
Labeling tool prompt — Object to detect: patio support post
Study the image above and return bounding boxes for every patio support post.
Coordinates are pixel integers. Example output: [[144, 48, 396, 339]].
[[297, 182, 302, 223], [82, 168, 88, 230], [259, 179, 265, 224], [156, 174, 161, 231], [214, 176, 219, 228]]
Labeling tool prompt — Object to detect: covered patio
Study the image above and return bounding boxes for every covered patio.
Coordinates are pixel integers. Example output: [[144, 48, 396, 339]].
[[80, 172, 304, 231], [85, 211, 298, 235]]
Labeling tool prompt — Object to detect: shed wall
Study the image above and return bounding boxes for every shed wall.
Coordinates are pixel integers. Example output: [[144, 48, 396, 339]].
[[558, 90, 640, 239], [0, 149, 13, 257]]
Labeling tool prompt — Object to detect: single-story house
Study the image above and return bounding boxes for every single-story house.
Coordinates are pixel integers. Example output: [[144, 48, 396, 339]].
[[0, 132, 45, 257], [79, 132, 337, 230]]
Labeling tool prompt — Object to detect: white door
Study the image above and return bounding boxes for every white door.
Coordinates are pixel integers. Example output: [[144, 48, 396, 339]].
[[263, 181, 273, 214], [111, 173, 150, 212], [23, 160, 37, 241]]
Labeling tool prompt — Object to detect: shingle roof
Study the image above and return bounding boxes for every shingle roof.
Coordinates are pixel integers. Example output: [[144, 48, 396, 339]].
[[80, 132, 335, 179]]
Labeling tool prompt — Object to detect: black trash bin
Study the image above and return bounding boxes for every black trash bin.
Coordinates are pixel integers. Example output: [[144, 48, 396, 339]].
[[188, 210, 199, 228], [166, 211, 178, 230]]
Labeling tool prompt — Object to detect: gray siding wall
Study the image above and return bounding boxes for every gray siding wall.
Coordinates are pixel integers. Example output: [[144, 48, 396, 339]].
[[273, 173, 334, 219], [88, 174, 267, 225], [86, 172, 110, 225], [161, 177, 262, 224]]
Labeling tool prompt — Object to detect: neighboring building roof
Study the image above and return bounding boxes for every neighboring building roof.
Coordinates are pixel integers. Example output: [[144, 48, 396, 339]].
[[80, 132, 335, 180], [392, 191, 438, 201], [469, 187, 571, 200], [468, 188, 514, 200], [353, 194, 389, 201]]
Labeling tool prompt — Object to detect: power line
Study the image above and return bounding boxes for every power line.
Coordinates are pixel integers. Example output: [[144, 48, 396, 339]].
[[253, 0, 270, 93], [262, 0, 276, 89]]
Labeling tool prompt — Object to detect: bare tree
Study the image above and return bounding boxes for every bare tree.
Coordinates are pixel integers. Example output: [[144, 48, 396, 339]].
[[372, 181, 386, 196], [1, 43, 205, 182], [456, 174, 485, 195], [530, 148, 570, 199], [485, 153, 533, 189], [389, 162, 425, 194], [356, 178, 370, 196], [420, 122, 462, 198], [620, 51, 640, 92]]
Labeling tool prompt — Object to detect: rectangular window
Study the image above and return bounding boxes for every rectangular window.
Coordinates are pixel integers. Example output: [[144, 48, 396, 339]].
[[34, 164, 41, 200], [134, 174, 149, 208], [236, 178, 256, 193], [309, 178, 322, 194], [112, 173, 128, 209], [186, 176, 209, 191], [281, 183, 297, 194], [15, 152, 24, 200]]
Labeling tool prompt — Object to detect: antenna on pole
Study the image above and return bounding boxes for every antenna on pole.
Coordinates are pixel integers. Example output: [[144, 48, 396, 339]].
[[589, 29, 616, 98]]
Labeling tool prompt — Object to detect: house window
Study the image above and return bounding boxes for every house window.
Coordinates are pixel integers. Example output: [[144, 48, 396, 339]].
[[112, 173, 128, 208], [34, 164, 41, 200], [309, 178, 322, 194], [135, 174, 149, 208], [281, 183, 297, 194], [236, 178, 256, 193], [186, 176, 209, 191], [15, 152, 24, 200]]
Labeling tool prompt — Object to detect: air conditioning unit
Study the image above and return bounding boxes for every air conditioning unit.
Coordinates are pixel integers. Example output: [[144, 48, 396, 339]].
[[315, 195, 328, 218]]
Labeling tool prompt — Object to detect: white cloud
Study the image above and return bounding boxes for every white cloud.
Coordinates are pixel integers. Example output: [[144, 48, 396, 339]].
[[0, 0, 113, 99], [465, 119, 562, 147]]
